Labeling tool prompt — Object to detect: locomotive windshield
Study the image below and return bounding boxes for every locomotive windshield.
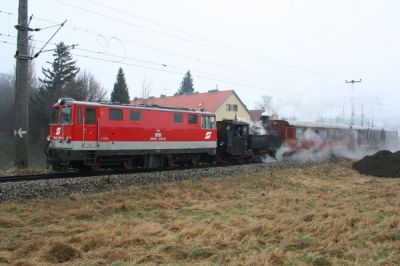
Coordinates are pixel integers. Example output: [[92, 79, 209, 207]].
[[50, 107, 59, 124], [60, 106, 72, 124], [201, 115, 216, 129]]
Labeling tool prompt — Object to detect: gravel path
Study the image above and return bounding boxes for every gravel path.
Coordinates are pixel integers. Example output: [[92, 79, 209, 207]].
[[0, 161, 324, 202]]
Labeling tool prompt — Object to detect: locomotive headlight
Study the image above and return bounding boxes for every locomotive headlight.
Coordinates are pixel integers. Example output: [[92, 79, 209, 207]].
[[47, 135, 50, 141]]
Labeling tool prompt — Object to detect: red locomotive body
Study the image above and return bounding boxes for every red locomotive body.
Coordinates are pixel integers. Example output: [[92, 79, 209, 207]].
[[47, 98, 217, 170]]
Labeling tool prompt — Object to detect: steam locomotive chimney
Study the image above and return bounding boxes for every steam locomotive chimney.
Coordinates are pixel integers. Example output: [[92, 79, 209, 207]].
[[261, 111, 270, 130]]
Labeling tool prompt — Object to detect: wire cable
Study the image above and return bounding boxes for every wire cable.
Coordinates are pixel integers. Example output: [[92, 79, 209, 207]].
[[82, 0, 336, 78], [33, 19, 67, 58], [0, 35, 286, 93], [0, 9, 321, 86], [50, 1, 337, 78], [71, 52, 286, 94]]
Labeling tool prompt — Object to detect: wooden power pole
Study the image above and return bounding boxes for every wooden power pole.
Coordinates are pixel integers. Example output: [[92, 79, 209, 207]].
[[14, 0, 30, 168]]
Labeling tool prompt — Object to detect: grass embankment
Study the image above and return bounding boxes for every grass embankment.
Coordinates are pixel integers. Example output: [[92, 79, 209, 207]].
[[1, 162, 400, 265]]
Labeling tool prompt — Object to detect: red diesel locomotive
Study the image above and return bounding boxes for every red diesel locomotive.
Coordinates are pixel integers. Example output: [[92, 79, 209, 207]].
[[46, 98, 217, 170]]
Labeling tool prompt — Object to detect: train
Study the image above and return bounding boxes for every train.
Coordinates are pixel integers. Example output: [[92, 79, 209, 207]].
[[266, 116, 398, 157], [46, 98, 280, 170], [46, 98, 398, 170]]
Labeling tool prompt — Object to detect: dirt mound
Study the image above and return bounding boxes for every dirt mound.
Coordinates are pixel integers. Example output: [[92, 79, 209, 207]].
[[353, 150, 400, 177], [45, 242, 81, 263]]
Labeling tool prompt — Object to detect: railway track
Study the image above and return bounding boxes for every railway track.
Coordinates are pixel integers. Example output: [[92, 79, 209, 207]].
[[0, 160, 331, 202], [0, 162, 246, 183]]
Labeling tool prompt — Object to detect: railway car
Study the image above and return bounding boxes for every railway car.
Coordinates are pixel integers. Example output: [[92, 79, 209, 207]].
[[268, 118, 398, 154], [46, 98, 217, 170]]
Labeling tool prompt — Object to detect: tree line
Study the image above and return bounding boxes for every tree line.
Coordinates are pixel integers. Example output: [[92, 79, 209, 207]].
[[0, 41, 196, 142]]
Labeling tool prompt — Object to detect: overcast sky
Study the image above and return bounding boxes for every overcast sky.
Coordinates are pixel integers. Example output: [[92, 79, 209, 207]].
[[1, 0, 399, 129]]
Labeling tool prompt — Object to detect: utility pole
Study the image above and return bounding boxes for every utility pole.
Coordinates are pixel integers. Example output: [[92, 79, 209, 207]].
[[361, 105, 364, 127], [345, 79, 362, 126], [14, 0, 30, 168]]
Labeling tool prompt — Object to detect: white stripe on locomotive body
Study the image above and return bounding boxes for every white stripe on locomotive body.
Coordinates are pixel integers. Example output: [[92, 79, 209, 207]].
[[49, 140, 217, 150]]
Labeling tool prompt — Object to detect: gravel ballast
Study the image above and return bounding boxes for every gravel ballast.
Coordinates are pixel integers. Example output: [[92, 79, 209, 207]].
[[0, 161, 323, 202]]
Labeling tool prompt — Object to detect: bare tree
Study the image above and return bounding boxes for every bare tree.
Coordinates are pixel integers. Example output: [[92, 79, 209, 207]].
[[255, 95, 278, 118], [139, 79, 152, 105], [66, 71, 107, 102], [0, 73, 14, 135], [255, 95, 272, 111]]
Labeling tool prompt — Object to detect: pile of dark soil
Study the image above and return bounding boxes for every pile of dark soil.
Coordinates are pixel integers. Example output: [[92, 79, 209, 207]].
[[353, 150, 400, 177]]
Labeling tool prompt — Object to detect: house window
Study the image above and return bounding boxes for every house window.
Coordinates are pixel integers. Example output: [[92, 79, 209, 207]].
[[233, 104, 238, 112], [188, 114, 197, 124], [173, 113, 183, 123], [130, 110, 141, 121], [110, 109, 123, 120], [226, 104, 230, 111]]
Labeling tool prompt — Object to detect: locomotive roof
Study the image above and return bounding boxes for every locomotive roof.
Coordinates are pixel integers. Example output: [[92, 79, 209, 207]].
[[54, 98, 215, 115]]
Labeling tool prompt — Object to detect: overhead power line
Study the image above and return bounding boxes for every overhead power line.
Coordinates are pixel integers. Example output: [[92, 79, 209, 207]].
[[51, 0, 336, 78], [0, 9, 320, 87], [83, 0, 337, 78], [1, 32, 290, 91], [0, 35, 287, 94], [33, 19, 66, 58], [71, 52, 287, 94]]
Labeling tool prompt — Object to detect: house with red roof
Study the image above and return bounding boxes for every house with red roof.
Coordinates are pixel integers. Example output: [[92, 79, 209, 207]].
[[249, 108, 265, 122], [131, 90, 251, 122]]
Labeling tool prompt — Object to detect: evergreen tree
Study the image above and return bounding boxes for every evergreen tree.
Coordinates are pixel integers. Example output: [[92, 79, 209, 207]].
[[111, 67, 130, 103], [39, 42, 79, 93], [31, 42, 80, 140], [177, 70, 194, 95]]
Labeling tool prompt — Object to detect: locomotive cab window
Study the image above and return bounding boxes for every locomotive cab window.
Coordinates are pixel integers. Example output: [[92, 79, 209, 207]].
[[188, 114, 197, 124], [85, 108, 96, 125], [201, 116, 215, 129], [60, 106, 72, 124], [209, 116, 215, 128], [110, 109, 123, 120], [173, 113, 183, 123], [130, 110, 141, 121], [50, 107, 59, 124], [234, 125, 247, 137]]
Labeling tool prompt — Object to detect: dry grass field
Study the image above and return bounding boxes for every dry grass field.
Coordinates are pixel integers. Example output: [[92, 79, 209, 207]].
[[1, 162, 400, 265]]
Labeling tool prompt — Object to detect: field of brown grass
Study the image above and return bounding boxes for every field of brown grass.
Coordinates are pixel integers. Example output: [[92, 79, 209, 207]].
[[1, 162, 400, 265]]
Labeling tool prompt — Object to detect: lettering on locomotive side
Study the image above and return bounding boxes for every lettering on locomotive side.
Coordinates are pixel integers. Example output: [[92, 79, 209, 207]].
[[56, 127, 61, 135], [204, 131, 212, 140], [150, 129, 166, 141]]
